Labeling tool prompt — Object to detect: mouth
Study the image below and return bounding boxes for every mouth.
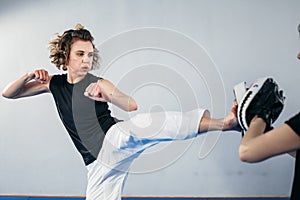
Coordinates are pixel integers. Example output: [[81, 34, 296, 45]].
[[81, 65, 91, 71]]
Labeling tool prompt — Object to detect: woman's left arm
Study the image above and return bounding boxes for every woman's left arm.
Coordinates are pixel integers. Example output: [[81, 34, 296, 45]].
[[239, 121, 300, 163], [84, 79, 138, 112]]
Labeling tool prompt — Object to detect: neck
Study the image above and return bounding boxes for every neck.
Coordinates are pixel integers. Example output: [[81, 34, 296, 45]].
[[67, 73, 86, 84]]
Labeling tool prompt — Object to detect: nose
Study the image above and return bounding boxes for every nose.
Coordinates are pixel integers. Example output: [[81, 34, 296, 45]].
[[82, 55, 91, 63]]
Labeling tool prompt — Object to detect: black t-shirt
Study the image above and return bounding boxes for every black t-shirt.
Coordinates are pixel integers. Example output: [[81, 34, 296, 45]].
[[285, 112, 300, 200], [49, 73, 119, 165]]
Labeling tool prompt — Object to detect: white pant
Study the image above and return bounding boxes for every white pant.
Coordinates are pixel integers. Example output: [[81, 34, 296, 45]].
[[86, 109, 207, 200]]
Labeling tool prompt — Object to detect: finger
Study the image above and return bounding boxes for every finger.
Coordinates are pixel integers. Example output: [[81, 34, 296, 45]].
[[95, 84, 102, 97], [84, 91, 90, 97], [89, 83, 97, 96], [95, 97, 106, 102], [83, 88, 105, 101], [85, 84, 92, 92], [41, 70, 48, 81], [85, 83, 98, 96], [85, 83, 94, 95], [89, 96, 107, 102], [34, 70, 40, 80], [38, 71, 46, 83], [231, 100, 238, 113], [44, 71, 50, 82], [84, 85, 93, 97], [92, 84, 102, 97], [35, 70, 44, 82], [234, 99, 238, 106]]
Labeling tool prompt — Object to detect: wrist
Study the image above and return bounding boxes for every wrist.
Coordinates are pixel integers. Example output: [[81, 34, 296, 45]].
[[248, 116, 266, 133], [250, 116, 266, 125], [24, 72, 35, 82]]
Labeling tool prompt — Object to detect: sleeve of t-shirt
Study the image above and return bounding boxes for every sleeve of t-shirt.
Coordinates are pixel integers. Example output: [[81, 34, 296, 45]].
[[49, 74, 57, 92], [285, 112, 300, 137]]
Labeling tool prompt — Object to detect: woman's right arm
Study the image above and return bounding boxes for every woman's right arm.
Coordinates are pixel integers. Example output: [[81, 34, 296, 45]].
[[2, 69, 52, 99]]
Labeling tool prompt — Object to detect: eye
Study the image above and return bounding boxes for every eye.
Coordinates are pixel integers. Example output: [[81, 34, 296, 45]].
[[88, 52, 94, 57], [75, 51, 85, 57]]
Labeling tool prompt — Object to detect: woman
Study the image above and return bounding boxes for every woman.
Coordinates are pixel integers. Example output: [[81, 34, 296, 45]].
[[238, 24, 300, 200], [2, 24, 238, 200]]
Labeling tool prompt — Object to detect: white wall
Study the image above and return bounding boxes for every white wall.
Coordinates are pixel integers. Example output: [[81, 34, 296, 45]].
[[0, 0, 299, 197]]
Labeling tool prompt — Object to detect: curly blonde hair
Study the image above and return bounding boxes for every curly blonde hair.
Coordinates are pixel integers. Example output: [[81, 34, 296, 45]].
[[48, 24, 100, 71]]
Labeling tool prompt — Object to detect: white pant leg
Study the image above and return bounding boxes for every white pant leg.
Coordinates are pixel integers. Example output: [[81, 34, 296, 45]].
[[86, 108, 207, 200], [86, 159, 129, 200], [127, 108, 208, 141]]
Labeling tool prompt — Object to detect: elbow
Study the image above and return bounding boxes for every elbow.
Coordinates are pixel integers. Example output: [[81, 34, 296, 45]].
[[2, 85, 18, 99], [239, 145, 267, 163], [2, 91, 14, 99], [133, 103, 138, 111], [121, 101, 138, 112], [239, 145, 255, 163], [2, 90, 18, 99], [128, 99, 138, 112], [2, 91, 7, 98], [129, 103, 138, 112]]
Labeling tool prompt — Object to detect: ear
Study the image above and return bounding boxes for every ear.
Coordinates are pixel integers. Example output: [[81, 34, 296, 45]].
[[63, 56, 69, 71]]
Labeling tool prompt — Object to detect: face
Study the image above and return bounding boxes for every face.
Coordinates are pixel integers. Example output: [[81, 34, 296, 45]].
[[67, 40, 94, 77]]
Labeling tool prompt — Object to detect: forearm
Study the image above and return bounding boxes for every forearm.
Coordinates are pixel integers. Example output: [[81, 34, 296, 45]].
[[240, 117, 266, 146], [2, 73, 33, 98], [111, 92, 138, 112], [239, 117, 268, 163]]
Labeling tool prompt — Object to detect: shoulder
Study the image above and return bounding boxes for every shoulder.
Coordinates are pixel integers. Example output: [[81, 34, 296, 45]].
[[285, 112, 300, 137], [86, 73, 101, 82], [84, 73, 105, 85], [51, 73, 67, 80], [50, 74, 67, 83], [49, 74, 67, 90]]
